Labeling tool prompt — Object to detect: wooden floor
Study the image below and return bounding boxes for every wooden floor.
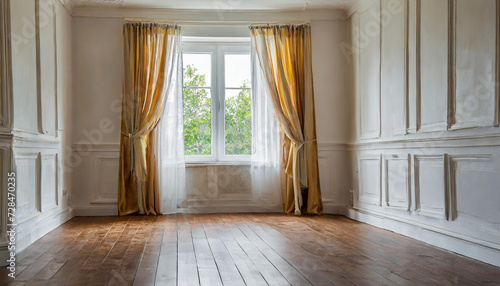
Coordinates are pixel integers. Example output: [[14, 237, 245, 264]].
[[1, 214, 500, 286]]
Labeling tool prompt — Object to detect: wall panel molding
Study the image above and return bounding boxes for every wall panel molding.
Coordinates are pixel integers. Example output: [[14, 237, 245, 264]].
[[451, 0, 497, 130], [496, 0, 500, 127], [414, 154, 449, 220], [357, 154, 382, 206], [316, 142, 349, 151], [383, 154, 410, 211], [416, 0, 449, 133], [0, 0, 72, 265], [407, 0, 418, 133], [414, 0, 421, 133], [380, 0, 408, 137], [403, 0, 410, 135], [447, 154, 493, 221], [12, 131, 60, 149], [92, 156, 119, 204], [36, 0, 58, 136], [359, 1, 381, 140], [72, 6, 347, 20], [348, 0, 500, 268], [0, 1, 12, 261], [72, 143, 120, 152], [447, 0, 456, 130], [318, 155, 333, 201], [40, 152, 58, 212], [0, 147, 12, 249], [13, 151, 41, 223], [351, 132, 500, 150], [0, 0, 12, 134]]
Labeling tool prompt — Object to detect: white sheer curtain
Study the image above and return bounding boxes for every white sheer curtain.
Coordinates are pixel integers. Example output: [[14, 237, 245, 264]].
[[158, 31, 187, 214], [157, 33, 279, 213], [250, 44, 282, 208]]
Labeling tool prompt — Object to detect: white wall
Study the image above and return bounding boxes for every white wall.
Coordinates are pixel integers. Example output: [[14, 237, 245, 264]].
[[72, 17, 123, 145], [0, 0, 74, 265], [346, 0, 500, 266], [57, 0, 74, 203], [3, 0, 498, 269], [311, 20, 352, 212], [70, 16, 351, 215]]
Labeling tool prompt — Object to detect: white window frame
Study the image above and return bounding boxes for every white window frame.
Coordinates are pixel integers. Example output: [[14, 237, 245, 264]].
[[182, 41, 252, 163]]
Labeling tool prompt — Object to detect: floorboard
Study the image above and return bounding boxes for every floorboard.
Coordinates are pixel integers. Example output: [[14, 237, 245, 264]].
[[1, 214, 499, 285]]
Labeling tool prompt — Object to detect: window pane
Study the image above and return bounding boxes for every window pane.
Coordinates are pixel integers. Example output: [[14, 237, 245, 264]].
[[184, 87, 212, 155], [183, 53, 211, 87], [225, 54, 251, 88], [225, 89, 251, 155]]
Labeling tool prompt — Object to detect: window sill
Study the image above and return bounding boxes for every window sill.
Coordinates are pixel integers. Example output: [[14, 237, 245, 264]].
[[185, 161, 251, 167]]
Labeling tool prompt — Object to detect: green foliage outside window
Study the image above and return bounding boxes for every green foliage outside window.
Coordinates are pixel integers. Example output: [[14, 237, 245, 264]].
[[183, 65, 252, 156], [225, 82, 252, 155], [183, 65, 212, 155]]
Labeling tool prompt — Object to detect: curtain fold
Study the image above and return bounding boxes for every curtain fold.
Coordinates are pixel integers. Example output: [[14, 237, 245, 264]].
[[250, 44, 282, 208], [249, 23, 323, 215], [118, 22, 181, 216], [158, 43, 187, 214]]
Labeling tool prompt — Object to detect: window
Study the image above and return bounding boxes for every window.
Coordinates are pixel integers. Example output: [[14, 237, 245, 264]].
[[182, 42, 252, 162]]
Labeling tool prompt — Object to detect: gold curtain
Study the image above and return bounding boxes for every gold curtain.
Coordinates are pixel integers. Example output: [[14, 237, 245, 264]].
[[118, 23, 180, 216], [250, 24, 323, 215]]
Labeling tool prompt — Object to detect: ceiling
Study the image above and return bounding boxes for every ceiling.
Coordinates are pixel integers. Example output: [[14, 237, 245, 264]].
[[68, 0, 356, 11]]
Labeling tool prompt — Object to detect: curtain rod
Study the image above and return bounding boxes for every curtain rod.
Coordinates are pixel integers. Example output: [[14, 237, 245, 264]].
[[249, 21, 311, 27], [123, 18, 311, 26]]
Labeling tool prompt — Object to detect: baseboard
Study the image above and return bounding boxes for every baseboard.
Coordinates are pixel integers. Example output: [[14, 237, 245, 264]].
[[73, 203, 349, 216], [0, 246, 9, 267], [345, 207, 500, 267], [179, 203, 348, 214], [182, 201, 349, 215], [73, 205, 118, 216], [3, 208, 75, 267], [323, 203, 349, 215], [178, 205, 283, 214], [74, 204, 283, 215], [16, 208, 75, 252]]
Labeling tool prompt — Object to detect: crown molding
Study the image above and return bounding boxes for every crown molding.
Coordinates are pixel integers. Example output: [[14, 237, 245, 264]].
[[71, 6, 347, 21], [56, 0, 75, 14], [345, 0, 377, 18]]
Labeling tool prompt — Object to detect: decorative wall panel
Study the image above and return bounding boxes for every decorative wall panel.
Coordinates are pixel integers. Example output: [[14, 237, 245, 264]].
[[414, 154, 448, 219], [384, 154, 410, 210], [359, 2, 381, 139], [417, 0, 449, 132], [14, 152, 40, 222], [41, 153, 57, 212], [448, 155, 498, 223], [92, 156, 119, 204], [0, 0, 11, 133], [0, 0, 73, 263], [496, 0, 500, 126], [453, 0, 497, 129], [407, 0, 417, 133], [381, 0, 407, 137], [10, 0, 38, 133], [349, 0, 500, 267], [358, 154, 381, 205], [318, 156, 332, 200], [37, 0, 58, 135], [0, 148, 5, 245]]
